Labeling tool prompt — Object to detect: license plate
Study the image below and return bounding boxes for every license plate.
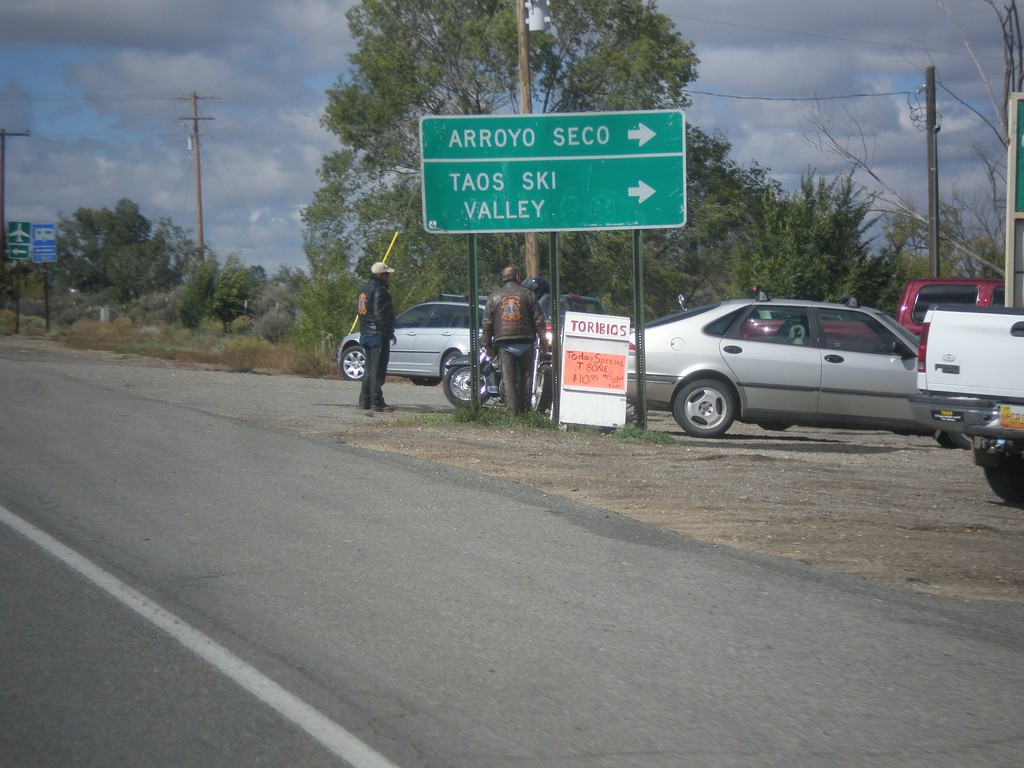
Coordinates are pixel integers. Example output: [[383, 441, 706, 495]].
[[998, 404, 1024, 430]]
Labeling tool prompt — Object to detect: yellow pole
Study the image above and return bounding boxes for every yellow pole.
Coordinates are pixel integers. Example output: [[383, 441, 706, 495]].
[[350, 230, 400, 335]]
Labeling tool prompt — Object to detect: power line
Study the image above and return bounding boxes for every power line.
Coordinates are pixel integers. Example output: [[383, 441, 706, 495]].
[[666, 13, 1001, 62], [686, 89, 911, 103], [0, 95, 178, 102]]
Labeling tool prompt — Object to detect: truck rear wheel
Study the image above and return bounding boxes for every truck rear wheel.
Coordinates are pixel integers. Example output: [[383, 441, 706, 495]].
[[982, 454, 1024, 503]]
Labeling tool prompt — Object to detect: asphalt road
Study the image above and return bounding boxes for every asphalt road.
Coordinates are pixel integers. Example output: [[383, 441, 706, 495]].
[[1, 343, 1023, 767]]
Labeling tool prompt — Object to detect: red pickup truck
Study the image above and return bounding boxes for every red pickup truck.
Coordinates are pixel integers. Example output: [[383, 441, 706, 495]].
[[896, 277, 1005, 336]]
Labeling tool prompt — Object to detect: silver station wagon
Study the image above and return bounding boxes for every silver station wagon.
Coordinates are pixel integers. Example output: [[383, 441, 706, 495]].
[[338, 298, 483, 385]]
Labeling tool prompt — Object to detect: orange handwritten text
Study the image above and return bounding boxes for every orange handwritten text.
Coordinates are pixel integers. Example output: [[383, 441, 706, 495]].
[[562, 349, 626, 392]]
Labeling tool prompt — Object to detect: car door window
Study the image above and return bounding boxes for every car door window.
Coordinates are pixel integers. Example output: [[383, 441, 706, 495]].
[[425, 306, 464, 328], [737, 307, 812, 346], [395, 304, 434, 329], [721, 304, 821, 416], [818, 308, 901, 354]]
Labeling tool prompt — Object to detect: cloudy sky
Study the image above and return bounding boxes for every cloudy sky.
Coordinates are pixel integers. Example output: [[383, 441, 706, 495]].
[[0, 0, 1008, 275]]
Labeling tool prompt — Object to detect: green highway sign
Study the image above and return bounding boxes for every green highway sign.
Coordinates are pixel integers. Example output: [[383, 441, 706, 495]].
[[420, 110, 685, 233], [1016, 98, 1024, 213], [7, 221, 32, 259]]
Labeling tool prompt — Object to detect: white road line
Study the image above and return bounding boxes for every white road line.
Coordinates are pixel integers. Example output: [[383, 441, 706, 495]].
[[0, 504, 400, 768]]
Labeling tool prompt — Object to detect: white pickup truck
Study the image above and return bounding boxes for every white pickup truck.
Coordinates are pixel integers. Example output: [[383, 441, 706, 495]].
[[908, 304, 1024, 502]]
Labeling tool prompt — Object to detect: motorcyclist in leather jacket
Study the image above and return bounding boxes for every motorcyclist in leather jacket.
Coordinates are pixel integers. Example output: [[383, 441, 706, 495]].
[[481, 266, 547, 417]]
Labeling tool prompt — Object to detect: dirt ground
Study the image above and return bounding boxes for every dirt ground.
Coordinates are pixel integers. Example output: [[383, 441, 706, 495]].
[[338, 398, 1024, 604], [5, 336, 1022, 602]]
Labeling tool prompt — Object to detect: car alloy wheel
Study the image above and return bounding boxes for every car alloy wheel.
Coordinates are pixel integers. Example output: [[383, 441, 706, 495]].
[[673, 378, 736, 437], [339, 345, 366, 381]]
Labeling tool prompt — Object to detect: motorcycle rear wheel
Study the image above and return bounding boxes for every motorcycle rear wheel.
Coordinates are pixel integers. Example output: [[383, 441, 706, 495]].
[[531, 362, 553, 414], [443, 363, 493, 407], [442, 364, 472, 406]]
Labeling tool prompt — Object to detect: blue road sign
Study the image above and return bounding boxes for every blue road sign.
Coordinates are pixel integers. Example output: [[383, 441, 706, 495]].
[[31, 223, 57, 263]]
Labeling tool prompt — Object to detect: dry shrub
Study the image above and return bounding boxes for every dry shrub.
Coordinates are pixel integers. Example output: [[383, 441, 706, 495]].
[[270, 345, 337, 377], [16, 316, 49, 336], [45, 318, 336, 377], [219, 336, 273, 370], [229, 316, 253, 334], [66, 318, 139, 350]]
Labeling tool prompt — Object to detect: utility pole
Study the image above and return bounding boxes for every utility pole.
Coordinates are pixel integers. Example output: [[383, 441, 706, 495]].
[[517, 1, 542, 277], [926, 66, 941, 277], [179, 93, 214, 260], [1, 129, 31, 330], [1, 129, 31, 291]]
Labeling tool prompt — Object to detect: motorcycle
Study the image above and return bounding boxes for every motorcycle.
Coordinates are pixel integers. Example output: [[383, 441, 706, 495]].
[[442, 343, 553, 414]]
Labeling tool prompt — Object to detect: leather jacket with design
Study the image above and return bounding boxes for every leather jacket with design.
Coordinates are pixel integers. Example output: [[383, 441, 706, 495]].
[[482, 280, 545, 345], [356, 277, 396, 339]]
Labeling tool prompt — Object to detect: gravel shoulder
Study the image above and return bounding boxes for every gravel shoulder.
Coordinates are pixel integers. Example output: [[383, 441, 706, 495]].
[[5, 335, 1022, 602], [341, 410, 1024, 603]]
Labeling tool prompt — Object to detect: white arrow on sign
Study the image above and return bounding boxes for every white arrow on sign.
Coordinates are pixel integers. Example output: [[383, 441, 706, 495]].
[[628, 180, 656, 204], [627, 122, 656, 146]]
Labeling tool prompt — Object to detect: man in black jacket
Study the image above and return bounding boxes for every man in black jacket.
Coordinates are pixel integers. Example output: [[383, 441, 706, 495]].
[[482, 266, 547, 417], [356, 261, 397, 412]]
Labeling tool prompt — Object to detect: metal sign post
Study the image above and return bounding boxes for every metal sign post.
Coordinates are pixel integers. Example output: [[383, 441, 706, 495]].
[[32, 223, 57, 332], [1007, 94, 1024, 308], [7, 220, 31, 334]]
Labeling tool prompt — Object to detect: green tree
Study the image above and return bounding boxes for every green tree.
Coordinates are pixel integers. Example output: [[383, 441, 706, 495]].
[[210, 255, 264, 331], [676, 128, 775, 300], [534, 0, 697, 113], [304, 0, 738, 335], [54, 199, 195, 302], [269, 265, 308, 293], [885, 205, 1005, 282], [732, 172, 904, 310], [300, 148, 371, 343], [178, 256, 217, 329], [250, 268, 305, 342]]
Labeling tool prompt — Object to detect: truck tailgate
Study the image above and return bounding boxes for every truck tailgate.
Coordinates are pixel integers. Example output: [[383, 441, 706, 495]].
[[920, 305, 1024, 399]]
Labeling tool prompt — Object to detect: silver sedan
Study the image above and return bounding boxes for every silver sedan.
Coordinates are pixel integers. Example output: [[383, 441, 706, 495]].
[[628, 296, 931, 438]]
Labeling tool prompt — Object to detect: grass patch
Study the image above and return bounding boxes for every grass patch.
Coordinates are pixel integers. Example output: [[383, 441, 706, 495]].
[[0, 311, 49, 336], [449, 405, 560, 430], [612, 424, 681, 445]]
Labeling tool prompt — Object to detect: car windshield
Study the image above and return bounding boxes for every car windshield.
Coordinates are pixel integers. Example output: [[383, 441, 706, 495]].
[[872, 309, 918, 346]]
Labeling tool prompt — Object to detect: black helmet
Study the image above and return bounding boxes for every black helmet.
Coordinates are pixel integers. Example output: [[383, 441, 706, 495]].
[[522, 276, 550, 296]]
